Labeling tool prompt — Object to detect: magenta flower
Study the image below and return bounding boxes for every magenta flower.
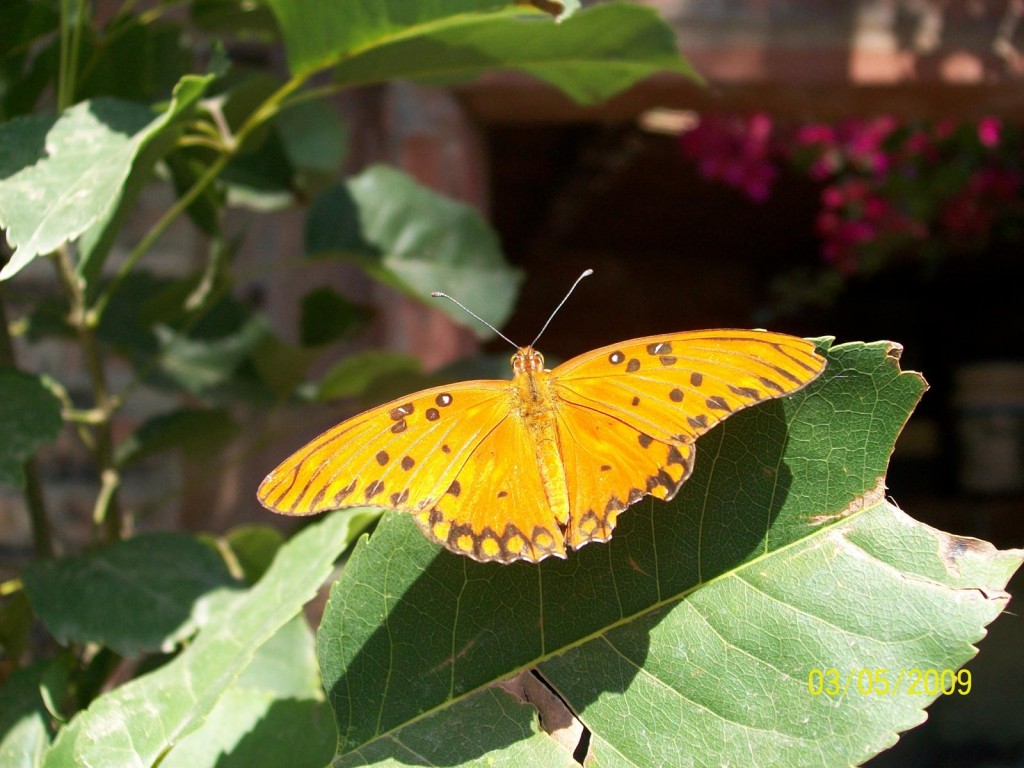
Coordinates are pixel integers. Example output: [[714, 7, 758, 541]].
[[678, 113, 779, 202], [677, 112, 1023, 279], [978, 117, 1002, 148]]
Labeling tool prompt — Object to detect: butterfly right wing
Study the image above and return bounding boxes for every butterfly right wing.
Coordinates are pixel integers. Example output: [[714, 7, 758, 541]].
[[554, 400, 695, 552], [550, 330, 825, 551]]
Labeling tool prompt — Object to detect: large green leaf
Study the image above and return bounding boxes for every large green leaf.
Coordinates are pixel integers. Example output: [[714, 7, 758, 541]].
[[0, 368, 62, 487], [42, 509, 378, 768], [316, 340, 1023, 766], [22, 532, 237, 656], [0, 662, 50, 768], [0, 76, 210, 281], [307, 164, 522, 338], [160, 617, 335, 768], [330, 3, 700, 103], [263, 1, 697, 105], [264, 1, 534, 78]]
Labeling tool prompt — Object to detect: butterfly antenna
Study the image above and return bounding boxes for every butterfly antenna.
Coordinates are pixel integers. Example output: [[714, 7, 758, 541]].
[[529, 268, 593, 347], [430, 290, 519, 349]]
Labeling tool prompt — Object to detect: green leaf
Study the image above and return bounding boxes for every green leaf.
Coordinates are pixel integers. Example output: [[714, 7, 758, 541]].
[[221, 525, 285, 584], [330, 4, 700, 103], [0, 2, 58, 60], [22, 533, 237, 656], [0, 368, 62, 487], [0, 590, 33, 665], [307, 164, 523, 338], [114, 407, 240, 467], [155, 314, 270, 394], [300, 287, 370, 347], [190, 0, 281, 42], [75, 18, 192, 103], [522, 0, 579, 21], [0, 75, 211, 281], [275, 97, 348, 192], [0, 662, 51, 768], [250, 333, 323, 401], [316, 350, 422, 401], [160, 617, 335, 768], [0, 2, 59, 119], [263, 1, 696, 104], [316, 340, 1023, 765], [94, 270, 259, 375], [42, 509, 378, 768], [77, 75, 214, 283], [264, 0, 513, 77]]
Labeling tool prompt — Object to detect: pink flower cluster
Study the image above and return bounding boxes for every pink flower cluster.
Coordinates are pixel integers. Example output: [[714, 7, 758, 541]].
[[796, 117, 918, 271], [796, 116, 898, 181], [677, 112, 1023, 275], [678, 113, 777, 202], [940, 166, 1022, 238]]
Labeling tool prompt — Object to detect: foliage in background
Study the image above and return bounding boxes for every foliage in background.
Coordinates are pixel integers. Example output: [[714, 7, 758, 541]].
[[0, 1, 1020, 767]]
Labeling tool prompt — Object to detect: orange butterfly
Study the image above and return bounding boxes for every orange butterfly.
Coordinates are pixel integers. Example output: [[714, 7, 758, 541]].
[[258, 272, 826, 564]]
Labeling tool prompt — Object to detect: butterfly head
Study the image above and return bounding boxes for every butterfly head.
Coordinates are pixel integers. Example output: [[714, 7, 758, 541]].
[[512, 347, 545, 374]]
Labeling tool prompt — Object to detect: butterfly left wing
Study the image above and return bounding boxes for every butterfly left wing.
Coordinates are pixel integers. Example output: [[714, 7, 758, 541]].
[[258, 379, 569, 564], [551, 330, 826, 551], [418, 405, 571, 563], [257, 382, 511, 518]]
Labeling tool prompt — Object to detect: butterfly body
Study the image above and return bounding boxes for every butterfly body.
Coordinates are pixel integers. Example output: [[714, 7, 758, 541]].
[[258, 330, 826, 564]]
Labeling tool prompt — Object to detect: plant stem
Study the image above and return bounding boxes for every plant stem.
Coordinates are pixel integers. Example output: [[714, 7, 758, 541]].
[[23, 460, 54, 558], [57, 0, 87, 110], [50, 246, 123, 542], [0, 284, 55, 558], [90, 74, 309, 322]]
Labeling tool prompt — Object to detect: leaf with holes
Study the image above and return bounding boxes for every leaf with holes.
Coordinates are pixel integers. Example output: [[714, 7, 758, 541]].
[[316, 340, 1023, 766]]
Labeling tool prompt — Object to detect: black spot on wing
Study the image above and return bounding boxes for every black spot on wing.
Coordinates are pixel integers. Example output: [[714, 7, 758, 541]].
[[728, 384, 762, 400], [706, 396, 731, 412], [390, 403, 413, 420]]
